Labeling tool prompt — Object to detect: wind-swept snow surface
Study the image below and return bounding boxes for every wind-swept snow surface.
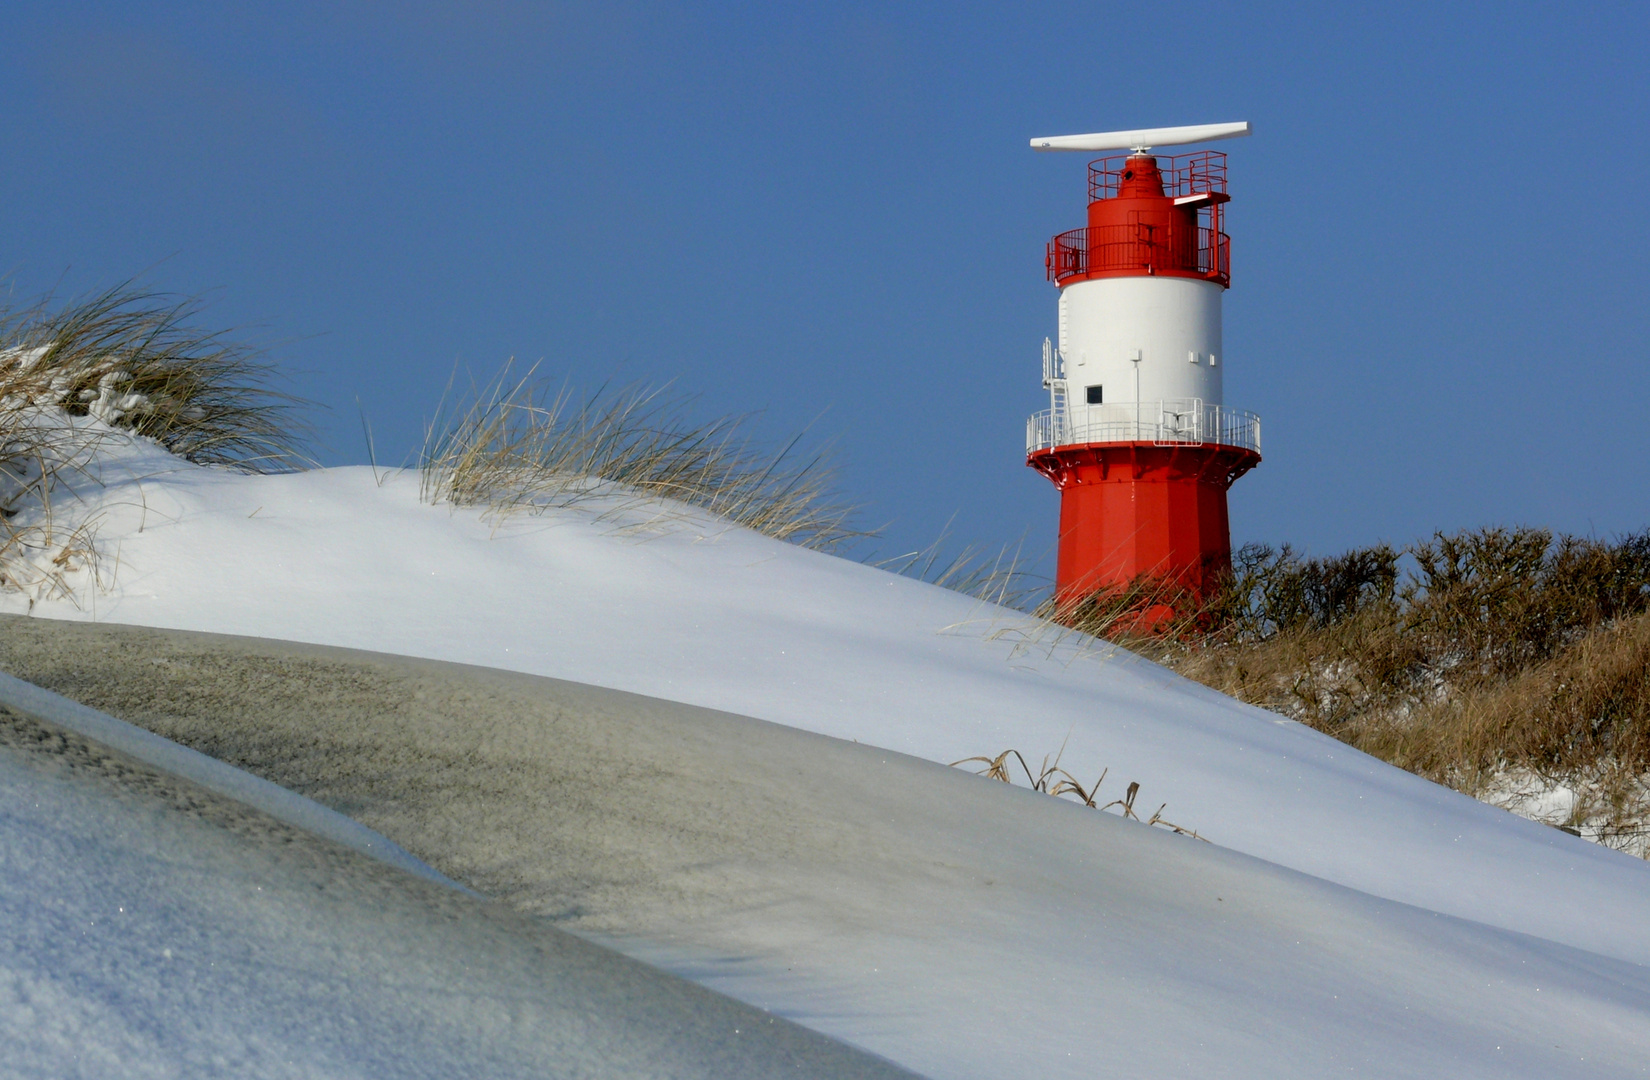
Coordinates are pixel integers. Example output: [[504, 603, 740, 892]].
[[0, 697, 915, 1079], [5, 427, 1650, 1077]]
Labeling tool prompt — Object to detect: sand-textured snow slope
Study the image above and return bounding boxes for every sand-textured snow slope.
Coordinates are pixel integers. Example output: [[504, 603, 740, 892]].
[[0, 689, 916, 1079], [4, 619, 1649, 1080], [11, 429, 1647, 967]]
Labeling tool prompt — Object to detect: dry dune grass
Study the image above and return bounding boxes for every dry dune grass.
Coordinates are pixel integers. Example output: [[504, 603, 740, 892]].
[[418, 362, 862, 550], [952, 745, 1206, 839], [1, 285, 307, 599], [873, 529, 1045, 610], [0, 404, 118, 600], [0, 284, 306, 471]]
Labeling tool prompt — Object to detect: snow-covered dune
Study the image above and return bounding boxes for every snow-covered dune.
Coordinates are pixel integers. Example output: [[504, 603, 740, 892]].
[[4, 620, 1648, 1079]]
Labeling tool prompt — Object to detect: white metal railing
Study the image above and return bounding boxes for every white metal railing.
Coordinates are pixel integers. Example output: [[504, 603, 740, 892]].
[[1026, 399, 1261, 455]]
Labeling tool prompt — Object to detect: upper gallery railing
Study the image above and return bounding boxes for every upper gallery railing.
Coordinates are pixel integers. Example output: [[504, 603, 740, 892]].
[[1027, 400, 1261, 455]]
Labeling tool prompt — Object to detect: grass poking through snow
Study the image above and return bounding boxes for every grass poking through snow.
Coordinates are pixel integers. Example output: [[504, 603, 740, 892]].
[[419, 362, 862, 550], [952, 746, 1206, 840], [0, 283, 306, 471], [1, 284, 306, 599]]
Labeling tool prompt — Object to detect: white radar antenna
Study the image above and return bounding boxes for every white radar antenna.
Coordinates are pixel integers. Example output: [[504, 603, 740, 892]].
[[1029, 120, 1251, 153]]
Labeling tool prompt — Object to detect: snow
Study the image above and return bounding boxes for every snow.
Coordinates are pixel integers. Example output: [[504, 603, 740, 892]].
[[0, 700, 916, 1078], [0, 346, 169, 428], [5, 420, 1650, 1077], [0, 668, 454, 888], [1481, 766, 1650, 858]]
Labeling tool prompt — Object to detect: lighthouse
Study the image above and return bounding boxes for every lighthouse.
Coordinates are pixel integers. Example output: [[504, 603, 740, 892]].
[[1025, 122, 1262, 606]]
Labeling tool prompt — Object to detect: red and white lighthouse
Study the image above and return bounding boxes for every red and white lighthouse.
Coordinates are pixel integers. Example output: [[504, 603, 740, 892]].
[[1025, 122, 1261, 605]]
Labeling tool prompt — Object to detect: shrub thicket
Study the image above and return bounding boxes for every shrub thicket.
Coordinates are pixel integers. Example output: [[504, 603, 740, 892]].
[[1057, 526, 1650, 852]]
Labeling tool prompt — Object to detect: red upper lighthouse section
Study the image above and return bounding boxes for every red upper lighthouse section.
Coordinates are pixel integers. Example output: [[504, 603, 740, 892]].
[[1046, 150, 1231, 288]]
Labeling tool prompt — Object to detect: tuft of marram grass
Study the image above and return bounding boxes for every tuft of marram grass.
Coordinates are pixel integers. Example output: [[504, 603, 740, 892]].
[[419, 363, 862, 551], [1, 284, 306, 599], [0, 283, 307, 472]]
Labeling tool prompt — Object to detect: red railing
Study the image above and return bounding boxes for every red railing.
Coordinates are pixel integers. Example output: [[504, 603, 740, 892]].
[[1088, 150, 1228, 202], [1046, 225, 1230, 285]]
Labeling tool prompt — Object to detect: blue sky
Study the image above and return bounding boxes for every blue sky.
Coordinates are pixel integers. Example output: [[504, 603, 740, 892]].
[[4, 2, 1647, 580]]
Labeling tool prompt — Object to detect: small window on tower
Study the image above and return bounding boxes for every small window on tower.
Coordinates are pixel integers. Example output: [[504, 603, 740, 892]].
[[1085, 385, 1103, 405]]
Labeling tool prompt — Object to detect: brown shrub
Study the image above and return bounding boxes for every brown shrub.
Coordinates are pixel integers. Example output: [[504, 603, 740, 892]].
[[1051, 526, 1650, 854]]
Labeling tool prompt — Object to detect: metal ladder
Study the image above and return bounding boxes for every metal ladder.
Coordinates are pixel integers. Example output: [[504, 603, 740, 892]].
[[1041, 338, 1069, 443]]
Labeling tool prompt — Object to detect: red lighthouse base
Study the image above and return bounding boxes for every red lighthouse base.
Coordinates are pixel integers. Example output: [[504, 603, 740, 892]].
[[1028, 442, 1260, 605]]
